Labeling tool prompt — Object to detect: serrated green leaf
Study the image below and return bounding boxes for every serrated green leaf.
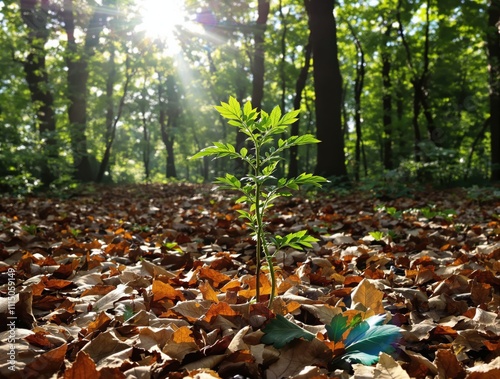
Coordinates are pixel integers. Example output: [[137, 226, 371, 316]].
[[214, 173, 241, 189], [326, 314, 349, 343], [269, 106, 282, 126], [228, 120, 242, 127], [279, 109, 300, 125], [293, 134, 321, 145], [261, 315, 316, 348], [215, 96, 242, 121], [236, 209, 252, 221], [294, 173, 329, 187], [243, 100, 253, 116], [235, 195, 248, 204], [190, 146, 220, 160]]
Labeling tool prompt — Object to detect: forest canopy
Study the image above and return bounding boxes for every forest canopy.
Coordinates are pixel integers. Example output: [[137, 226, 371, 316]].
[[0, 0, 496, 192]]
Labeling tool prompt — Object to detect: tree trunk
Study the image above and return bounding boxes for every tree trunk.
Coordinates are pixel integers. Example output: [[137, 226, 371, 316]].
[[382, 24, 393, 170], [96, 43, 116, 183], [288, 37, 312, 179], [139, 79, 151, 181], [488, 0, 500, 181], [62, 0, 106, 182], [236, 0, 270, 173], [349, 23, 366, 181], [397, 0, 438, 162], [159, 75, 180, 179], [20, 0, 57, 186], [305, 0, 347, 179], [97, 48, 134, 183]]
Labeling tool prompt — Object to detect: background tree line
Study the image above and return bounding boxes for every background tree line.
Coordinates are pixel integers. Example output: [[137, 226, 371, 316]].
[[0, 0, 497, 193]]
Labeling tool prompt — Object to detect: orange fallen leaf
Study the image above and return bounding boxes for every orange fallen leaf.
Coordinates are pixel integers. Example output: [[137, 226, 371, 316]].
[[64, 351, 99, 379], [200, 280, 219, 303], [198, 267, 231, 288], [204, 301, 238, 323]]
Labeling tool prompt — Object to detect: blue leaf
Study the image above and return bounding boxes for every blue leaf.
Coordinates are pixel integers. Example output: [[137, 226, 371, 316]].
[[342, 350, 380, 365], [345, 324, 401, 359]]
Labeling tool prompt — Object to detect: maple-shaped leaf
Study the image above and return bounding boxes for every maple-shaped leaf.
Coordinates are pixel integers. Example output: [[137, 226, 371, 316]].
[[261, 314, 315, 348]]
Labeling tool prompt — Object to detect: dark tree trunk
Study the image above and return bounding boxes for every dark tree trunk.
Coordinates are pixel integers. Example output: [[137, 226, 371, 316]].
[[466, 117, 490, 179], [288, 37, 312, 179], [20, 0, 57, 186], [411, 80, 423, 162], [488, 0, 500, 181], [96, 43, 116, 183], [62, 0, 107, 182], [349, 23, 366, 181], [279, 0, 287, 111], [382, 24, 393, 170], [236, 0, 270, 173], [397, 0, 438, 162], [305, 0, 347, 179], [139, 80, 151, 181], [420, 0, 439, 145], [97, 48, 134, 183], [251, 0, 269, 114], [159, 75, 180, 179]]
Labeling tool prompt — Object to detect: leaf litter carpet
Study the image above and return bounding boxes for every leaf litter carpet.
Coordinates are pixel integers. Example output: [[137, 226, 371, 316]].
[[0, 184, 499, 378]]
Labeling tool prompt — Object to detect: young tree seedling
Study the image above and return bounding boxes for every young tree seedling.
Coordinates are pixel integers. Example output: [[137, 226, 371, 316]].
[[191, 97, 327, 306]]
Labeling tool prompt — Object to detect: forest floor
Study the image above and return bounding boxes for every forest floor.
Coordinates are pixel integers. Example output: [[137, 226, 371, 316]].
[[0, 183, 499, 379]]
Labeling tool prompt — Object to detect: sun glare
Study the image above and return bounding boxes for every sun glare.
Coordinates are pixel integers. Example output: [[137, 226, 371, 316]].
[[139, 0, 188, 54]]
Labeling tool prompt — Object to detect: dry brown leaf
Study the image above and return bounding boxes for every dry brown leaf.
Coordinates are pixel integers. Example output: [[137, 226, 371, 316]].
[[163, 325, 199, 361], [265, 339, 331, 379], [93, 284, 133, 312], [200, 280, 220, 302], [435, 349, 466, 379], [351, 278, 385, 314], [373, 353, 411, 379], [80, 330, 130, 364], [466, 356, 500, 379], [152, 279, 185, 301], [198, 266, 231, 288], [21, 343, 67, 379], [203, 301, 238, 323], [64, 351, 99, 379]]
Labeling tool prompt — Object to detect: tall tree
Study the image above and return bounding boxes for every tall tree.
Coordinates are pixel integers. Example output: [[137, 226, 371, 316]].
[[288, 36, 312, 178], [488, 0, 500, 181], [62, 0, 108, 182], [235, 0, 270, 173], [19, 0, 57, 186], [159, 74, 181, 179], [381, 22, 394, 170], [305, 0, 347, 179], [397, 0, 439, 162], [96, 45, 135, 183], [348, 23, 367, 181]]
